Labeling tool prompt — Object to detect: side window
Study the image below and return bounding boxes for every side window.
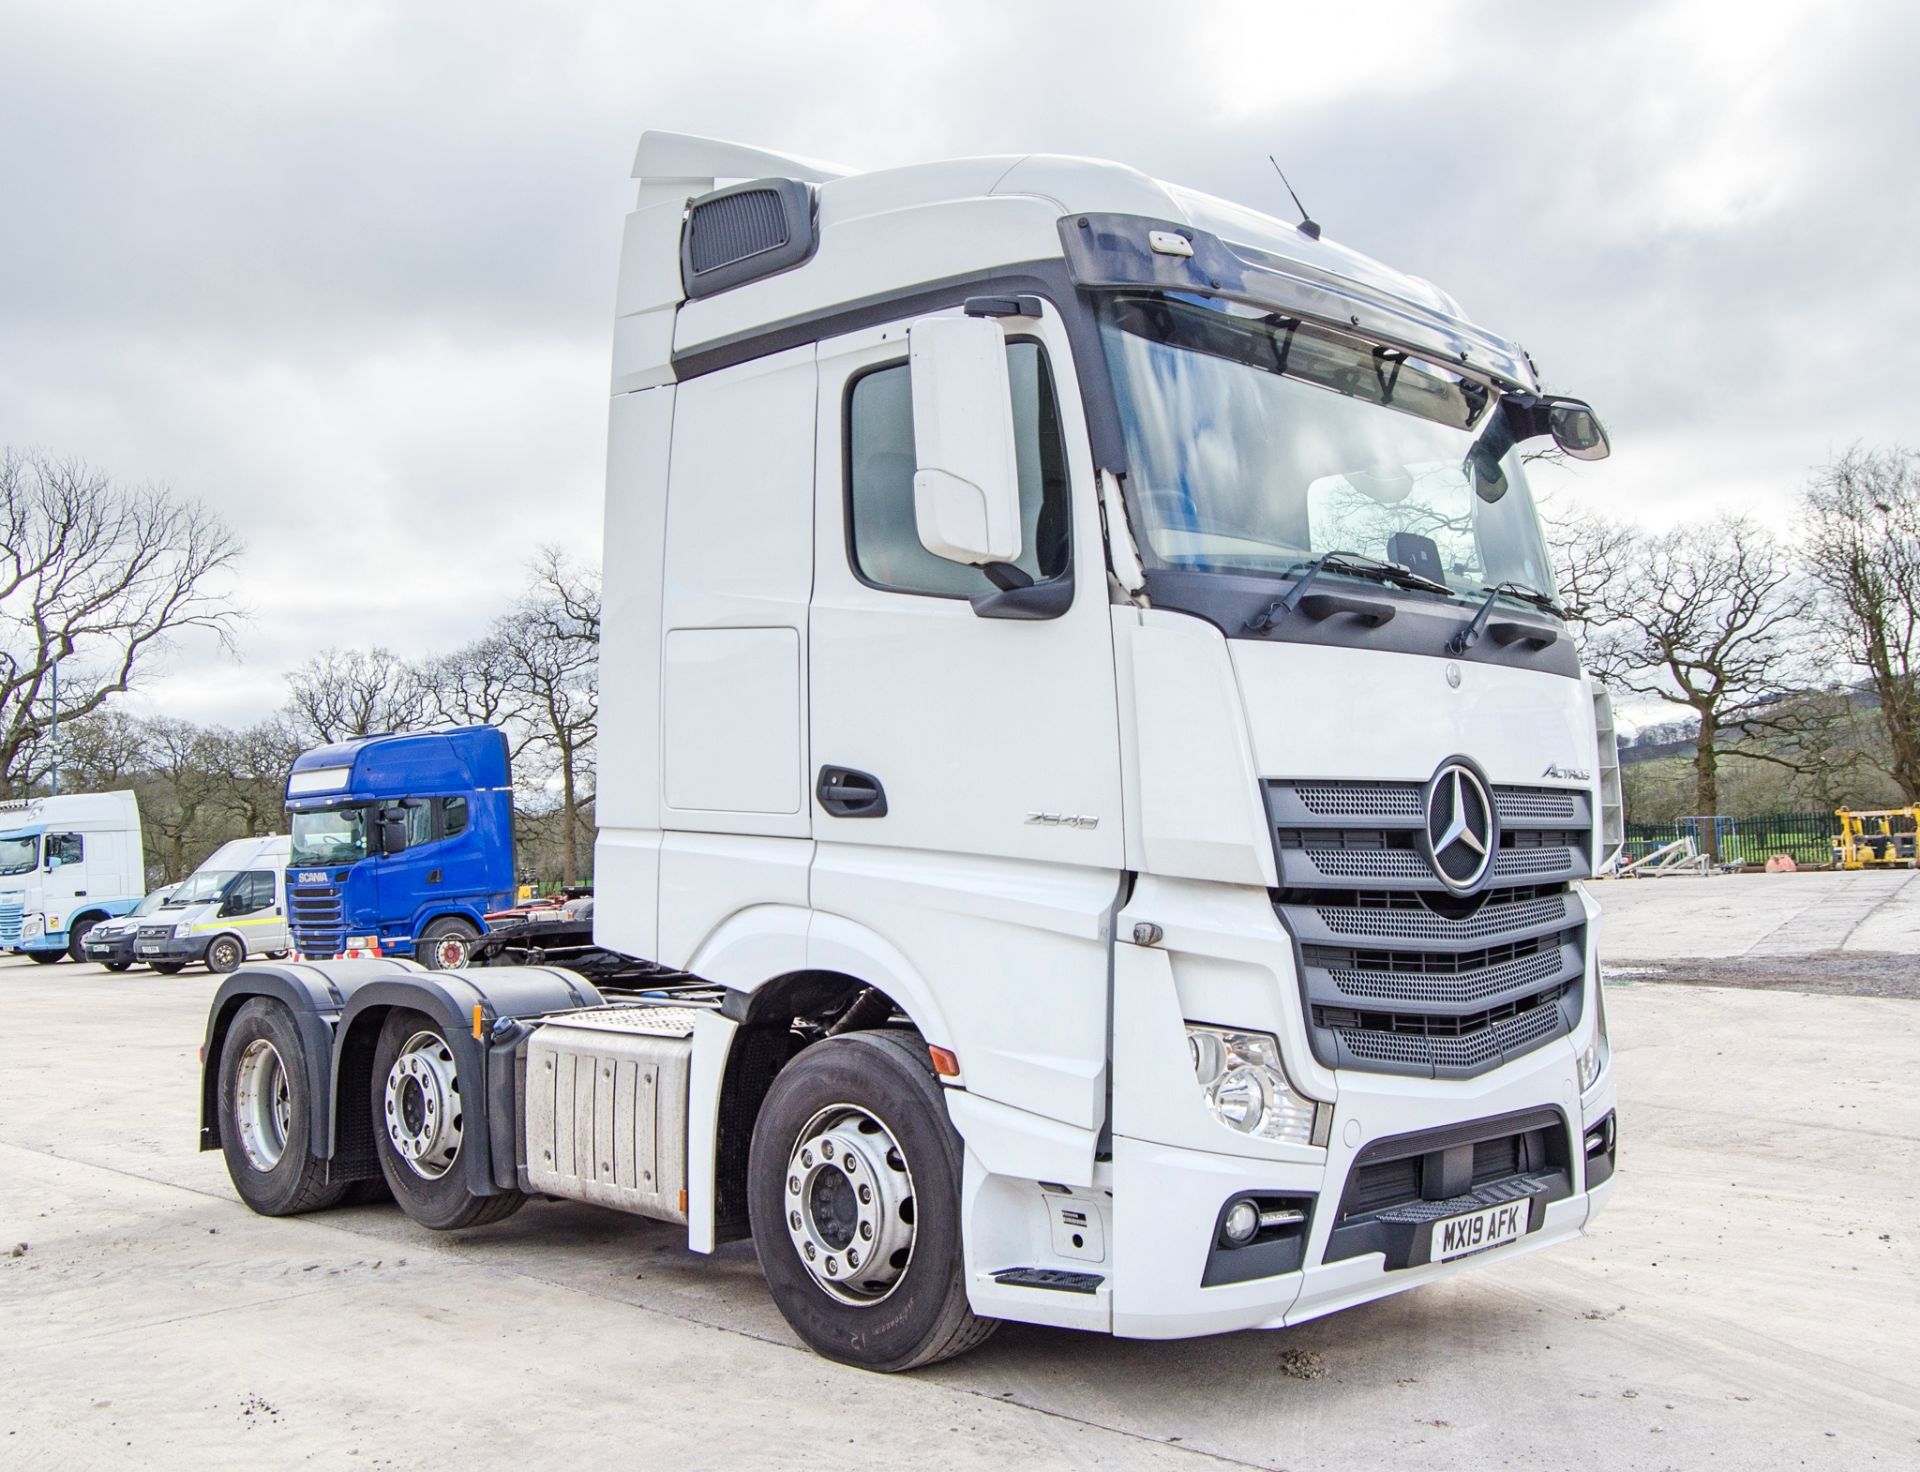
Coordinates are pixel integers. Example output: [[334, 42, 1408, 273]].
[[231, 871, 274, 914], [441, 795, 469, 839], [46, 833, 83, 865], [846, 340, 1070, 597], [404, 801, 433, 850]]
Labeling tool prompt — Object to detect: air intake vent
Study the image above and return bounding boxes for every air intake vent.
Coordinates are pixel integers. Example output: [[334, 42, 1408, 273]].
[[681, 177, 815, 299]]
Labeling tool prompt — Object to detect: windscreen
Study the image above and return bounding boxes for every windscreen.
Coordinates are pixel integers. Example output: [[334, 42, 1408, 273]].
[[1098, 293, 1558, 600], [166, 869, 236, 905], [132, 888, 173, 917], [0, 833, 37, 876], [290, 807, 369, 866]]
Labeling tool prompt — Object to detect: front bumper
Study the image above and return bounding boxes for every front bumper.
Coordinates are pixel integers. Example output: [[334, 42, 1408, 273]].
[[1106, 1049, 1617, 1338], [133, 934, 209, 964], [82, 932, 139, 965]]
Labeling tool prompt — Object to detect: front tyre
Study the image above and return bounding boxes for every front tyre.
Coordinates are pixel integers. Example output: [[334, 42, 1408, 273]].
[[67, 917, 99, 962], [370, 1009, 523, 1230], [748, 1030, 995, 1372], [217, 998, 347, 1216], [418, 917, 479, 971], [206, 934, 246, 974], [27, 950, 62, 965]]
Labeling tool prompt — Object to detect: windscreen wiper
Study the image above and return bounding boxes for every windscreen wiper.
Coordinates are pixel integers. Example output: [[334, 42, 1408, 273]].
[[1246, 550, 1450, 632], [1450, 581, 1567, 654]]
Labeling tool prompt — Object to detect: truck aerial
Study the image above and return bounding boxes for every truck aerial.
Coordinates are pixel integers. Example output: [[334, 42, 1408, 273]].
[[0, 790, 147, 963], [199, 131, 1623, 1372], [283, 726, 516, 968]]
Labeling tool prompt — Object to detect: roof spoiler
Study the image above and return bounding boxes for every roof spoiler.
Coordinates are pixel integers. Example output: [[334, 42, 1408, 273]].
[[631, 129, 851, 207]]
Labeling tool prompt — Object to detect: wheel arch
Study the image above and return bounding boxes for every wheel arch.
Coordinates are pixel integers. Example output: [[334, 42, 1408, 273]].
[[330, 966, 607, 1198], [198, 959, 424, 1157], [412, 905, 488, 940]]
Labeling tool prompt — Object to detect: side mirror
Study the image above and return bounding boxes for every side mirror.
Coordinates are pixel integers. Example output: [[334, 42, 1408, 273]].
[[377, 817, 408, 856], [1547, 399, 1610, 461], [44, 855, 61, 872], [908, 315, 1023, 566]]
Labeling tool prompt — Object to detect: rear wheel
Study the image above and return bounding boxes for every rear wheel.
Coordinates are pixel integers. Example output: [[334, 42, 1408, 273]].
[[205, 935, 246, 974], [748, 1030, 995, 1372], [27, 950, 62, 965], [67, 917, 100, 962], [217, 998, 347, 1216], [418, 917, 479, 971], [370, 1009, 522, 1230]]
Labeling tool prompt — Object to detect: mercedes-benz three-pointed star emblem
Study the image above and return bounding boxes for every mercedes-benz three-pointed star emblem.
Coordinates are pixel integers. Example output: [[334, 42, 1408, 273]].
[[1423, 760, 1498, 893]]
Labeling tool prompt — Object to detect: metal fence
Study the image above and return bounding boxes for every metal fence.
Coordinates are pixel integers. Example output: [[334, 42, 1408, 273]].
[[1621, 810, 1842, 868]]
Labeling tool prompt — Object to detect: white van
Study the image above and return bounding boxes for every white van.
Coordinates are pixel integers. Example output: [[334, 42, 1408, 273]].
[[135, 836, 292, 974]]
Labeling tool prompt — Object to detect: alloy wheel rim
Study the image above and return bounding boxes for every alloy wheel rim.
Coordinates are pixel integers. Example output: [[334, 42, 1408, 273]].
[[783, 1103, 917, 1306], [234, 1038, 292, 1172], [383, 1031, 464, 1179]]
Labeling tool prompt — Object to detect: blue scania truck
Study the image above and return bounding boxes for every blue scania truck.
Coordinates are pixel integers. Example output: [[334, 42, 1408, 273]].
[[283, 726, 515, 968]]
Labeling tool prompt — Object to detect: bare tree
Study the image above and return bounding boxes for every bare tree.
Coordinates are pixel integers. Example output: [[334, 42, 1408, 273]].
[[0, 450, 242, 795], [1800, 445, 1920, 801], [1585, 516, 1812, 855], [285, 646, 430, 745], [495, 550, 599, 885], [137, 717, 228, 881], [208, 718, 305, 834], [1540, 498, 1634, 656]]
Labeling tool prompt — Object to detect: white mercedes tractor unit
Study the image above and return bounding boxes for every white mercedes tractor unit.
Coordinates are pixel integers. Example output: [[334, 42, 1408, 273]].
[[200, 131, 1623, 1371]]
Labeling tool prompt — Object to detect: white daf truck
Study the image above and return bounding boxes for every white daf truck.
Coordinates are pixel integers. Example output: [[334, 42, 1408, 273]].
[[199, 131, 1622, 1372], [0, 790, 147, 962]]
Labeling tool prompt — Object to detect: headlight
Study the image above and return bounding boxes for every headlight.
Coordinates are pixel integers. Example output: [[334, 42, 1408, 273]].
[[1579, 973, 1612, 1092], [173, 923, 193, 939], [1186, 1025, 1320, 1145]]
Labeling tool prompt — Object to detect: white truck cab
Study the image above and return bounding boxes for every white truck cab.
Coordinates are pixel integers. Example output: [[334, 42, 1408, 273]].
[[201, 132, 1622, 1373], [0, 791, 147, 963], [139, 836, 291, 974]]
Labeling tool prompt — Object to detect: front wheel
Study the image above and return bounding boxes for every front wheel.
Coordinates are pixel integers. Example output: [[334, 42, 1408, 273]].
[[370, 1009, 523, 1230], [205, 935, 246, 974], [104, 961, 131, 972], [27, 950, 63, 965], [418, 917, 479, 971], [67, 917, 99, 962], [748, 1030, 996, 1372], [217, 998, 347, 1216]]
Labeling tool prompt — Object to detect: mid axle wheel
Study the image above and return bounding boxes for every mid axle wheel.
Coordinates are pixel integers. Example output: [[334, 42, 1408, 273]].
[[369, 1009, 522, 1230]]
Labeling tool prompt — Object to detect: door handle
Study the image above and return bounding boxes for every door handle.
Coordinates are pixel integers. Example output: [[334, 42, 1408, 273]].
[[816, 766, 888, 818]]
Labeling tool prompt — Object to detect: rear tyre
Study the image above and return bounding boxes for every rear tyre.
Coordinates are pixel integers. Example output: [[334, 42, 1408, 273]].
[[217, 997, 348, 1216], [370, 1009, 523, 1230], [151, 962, 187, 975], [28, 950, 63, 965], [205, 935, 246, 974], [418, 917, 479, 971], [748, 1030, 996, 1372], [67, 917, 100, 962]]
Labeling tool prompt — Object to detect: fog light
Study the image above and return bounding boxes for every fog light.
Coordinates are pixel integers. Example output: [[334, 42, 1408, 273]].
[[1222, 1199, 1260, 1246]]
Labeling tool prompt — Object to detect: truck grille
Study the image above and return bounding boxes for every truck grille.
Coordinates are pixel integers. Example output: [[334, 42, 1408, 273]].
[[137, 924, 173, 944], [290, 884, 344, 953], [1268, 778, 1591, 1079], [0, 894, 22, 944]]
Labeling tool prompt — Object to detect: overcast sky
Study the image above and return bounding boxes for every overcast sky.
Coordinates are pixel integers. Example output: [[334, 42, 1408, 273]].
[[3, 0, 1915, 729]]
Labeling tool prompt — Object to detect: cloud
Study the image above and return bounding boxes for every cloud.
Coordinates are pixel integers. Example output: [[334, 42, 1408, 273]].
[[2, 0, 1915, 725]]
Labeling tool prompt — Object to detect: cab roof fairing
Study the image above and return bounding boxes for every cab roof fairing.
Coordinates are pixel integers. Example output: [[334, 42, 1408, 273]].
[[632, 137, 1538, 395], [284, 727, 510, 810]]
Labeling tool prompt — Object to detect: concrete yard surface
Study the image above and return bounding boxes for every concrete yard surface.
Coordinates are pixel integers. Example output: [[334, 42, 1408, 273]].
[[3, 948, 1917, 1470], [1594, 867, 1920, 961]]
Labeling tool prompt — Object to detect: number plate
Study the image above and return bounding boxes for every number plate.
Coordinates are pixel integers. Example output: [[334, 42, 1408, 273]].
[[137, 944, 163, 956], [1431, 1197, 1531, 1262]]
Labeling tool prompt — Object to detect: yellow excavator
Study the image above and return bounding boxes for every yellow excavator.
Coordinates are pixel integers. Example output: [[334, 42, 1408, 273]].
[[1832, 807, 1920, 869]]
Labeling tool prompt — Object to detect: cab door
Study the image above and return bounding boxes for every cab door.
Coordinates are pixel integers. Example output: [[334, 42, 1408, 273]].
[[807, 303, 1125, 1132]]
